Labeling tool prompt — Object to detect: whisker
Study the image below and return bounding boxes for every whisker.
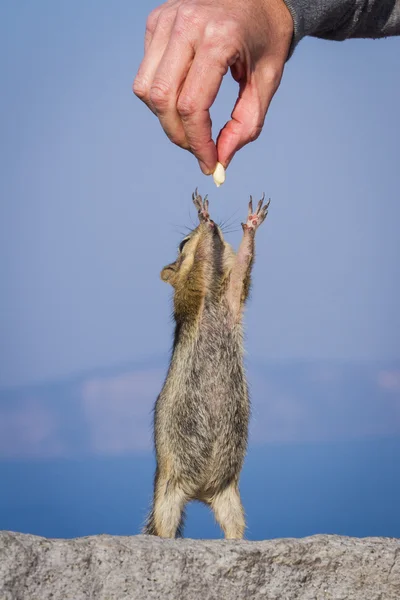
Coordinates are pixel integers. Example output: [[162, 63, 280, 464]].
[[188, 207, 197, 229], [218, 207, 241, 229], [221, 218, 240, 230], [220, 219, 240, 231], [221, 227, 240, 234], [170, 222, 193, 234]]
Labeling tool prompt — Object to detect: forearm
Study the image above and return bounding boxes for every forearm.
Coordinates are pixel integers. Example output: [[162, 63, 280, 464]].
[[283, 0, 400, 55], [226, 231, 255, 319]]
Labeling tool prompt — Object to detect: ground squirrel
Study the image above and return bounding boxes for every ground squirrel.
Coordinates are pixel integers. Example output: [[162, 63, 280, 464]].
[[144, 190, 269, 539]]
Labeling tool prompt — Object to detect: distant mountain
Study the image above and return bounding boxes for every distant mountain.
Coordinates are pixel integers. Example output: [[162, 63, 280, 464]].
[[0, 358, 399, 459]]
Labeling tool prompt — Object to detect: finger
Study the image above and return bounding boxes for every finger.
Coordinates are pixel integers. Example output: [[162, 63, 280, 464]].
[[149, 31, 196, 149], [216, 64, 282, 168], [144, 1, 179, 51], [144, 6, 162, 53], [133, 7, 177, 111], [177, 42, 238, 174]]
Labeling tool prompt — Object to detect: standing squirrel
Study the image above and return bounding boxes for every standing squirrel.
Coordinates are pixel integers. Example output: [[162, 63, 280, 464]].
[[144, 190, 269, 539]]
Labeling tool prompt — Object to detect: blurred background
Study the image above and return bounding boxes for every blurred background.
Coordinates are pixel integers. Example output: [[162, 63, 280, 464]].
[[1, 1, 399, 540]]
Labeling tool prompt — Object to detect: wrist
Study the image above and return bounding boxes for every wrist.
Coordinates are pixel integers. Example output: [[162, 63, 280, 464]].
[[261, 0, 295, 60]]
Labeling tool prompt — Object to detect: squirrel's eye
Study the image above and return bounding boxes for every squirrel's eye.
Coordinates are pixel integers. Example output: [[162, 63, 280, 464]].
[[179, 238, 190, 253]]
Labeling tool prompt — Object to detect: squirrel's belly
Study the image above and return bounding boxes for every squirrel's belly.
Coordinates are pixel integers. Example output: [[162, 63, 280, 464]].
[[157, 368, 249, 437]]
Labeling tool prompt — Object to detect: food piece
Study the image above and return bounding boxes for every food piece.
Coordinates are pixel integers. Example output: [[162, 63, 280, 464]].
[[212, 162, 226, 188]]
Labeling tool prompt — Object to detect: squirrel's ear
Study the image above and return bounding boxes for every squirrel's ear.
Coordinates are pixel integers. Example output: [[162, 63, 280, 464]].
[[160, 263, 177, 286]]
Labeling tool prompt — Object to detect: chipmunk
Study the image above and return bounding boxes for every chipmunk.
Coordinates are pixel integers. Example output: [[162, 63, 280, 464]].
[[144, 190, 269, 539]]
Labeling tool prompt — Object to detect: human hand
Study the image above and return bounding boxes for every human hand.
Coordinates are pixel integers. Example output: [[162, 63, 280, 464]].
[[133, 0, 293, 175]]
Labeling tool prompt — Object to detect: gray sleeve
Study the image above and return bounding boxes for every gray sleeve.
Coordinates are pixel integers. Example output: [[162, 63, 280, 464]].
[[283, 0, 400, 56]]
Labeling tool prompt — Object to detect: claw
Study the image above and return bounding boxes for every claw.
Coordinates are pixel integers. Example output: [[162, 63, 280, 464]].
[[259, 198, 271, 223], [256, 192, 266, 213], [248, 196, 253, 216], [192, 188, 203, 211]]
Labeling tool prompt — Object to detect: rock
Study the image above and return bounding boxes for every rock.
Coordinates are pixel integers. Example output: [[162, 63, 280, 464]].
[[0, 532, 399, 599]]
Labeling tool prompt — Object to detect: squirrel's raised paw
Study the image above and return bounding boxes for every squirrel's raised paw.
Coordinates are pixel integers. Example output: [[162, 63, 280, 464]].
[[242, 193, 270, 232], [192, 188, 211, 224]]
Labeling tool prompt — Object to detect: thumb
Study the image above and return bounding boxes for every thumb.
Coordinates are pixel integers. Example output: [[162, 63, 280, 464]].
[[216, 65, 281, 168]]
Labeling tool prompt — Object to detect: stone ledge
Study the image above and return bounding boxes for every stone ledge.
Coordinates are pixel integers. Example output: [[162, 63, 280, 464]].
[[0, 532, 399, 599]]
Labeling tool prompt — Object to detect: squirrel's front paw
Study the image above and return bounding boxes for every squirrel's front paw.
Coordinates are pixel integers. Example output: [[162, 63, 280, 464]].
[[192, 189, 213, 225], [242, 194, 270, 232]]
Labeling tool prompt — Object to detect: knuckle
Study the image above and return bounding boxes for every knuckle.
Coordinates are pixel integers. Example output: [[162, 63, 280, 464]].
[[157, 6, 178, 31], [145, 7, 161, 35], [201, 20, 241, 67], [264, 64, 283, 91], [176, 3, 198, 24], [168, 131, 188, 148], [133, 77, 148, 101], [149, 79, 171, 110], [173, 4, 203, 41], [248, 126, 262, 143], [176, 95, 197, 118], [204, 19, 241, 45]]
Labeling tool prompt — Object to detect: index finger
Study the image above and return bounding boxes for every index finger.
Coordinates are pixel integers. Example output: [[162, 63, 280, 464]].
[[176, 44, 238, 174]]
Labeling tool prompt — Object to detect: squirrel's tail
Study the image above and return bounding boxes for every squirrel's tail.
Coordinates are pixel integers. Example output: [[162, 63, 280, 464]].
[[142, 508, 157, 536]]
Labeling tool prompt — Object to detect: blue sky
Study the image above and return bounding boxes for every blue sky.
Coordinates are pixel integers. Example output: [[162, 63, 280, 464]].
[[1, 1, 399, 388], [0, 1, 399, 540]]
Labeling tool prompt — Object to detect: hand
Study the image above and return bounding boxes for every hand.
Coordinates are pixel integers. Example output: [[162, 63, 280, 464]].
[[133, 0, 293, 175]]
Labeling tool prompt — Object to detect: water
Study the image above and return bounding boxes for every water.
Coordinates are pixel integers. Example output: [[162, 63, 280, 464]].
[[1, 437, 399, 540]]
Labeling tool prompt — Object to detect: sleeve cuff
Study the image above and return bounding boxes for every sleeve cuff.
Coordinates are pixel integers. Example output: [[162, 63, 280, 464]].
[[282, 0, 359, 58]]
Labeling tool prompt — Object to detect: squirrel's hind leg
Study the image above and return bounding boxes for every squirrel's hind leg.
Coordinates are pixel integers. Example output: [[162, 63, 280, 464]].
[[210, 483, 245, 540], [144, 474, 188, 538]]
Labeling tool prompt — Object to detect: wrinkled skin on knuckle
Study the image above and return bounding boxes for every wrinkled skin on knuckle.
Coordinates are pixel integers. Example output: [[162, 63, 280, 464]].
[[190, 141, 208, 158], [184, 126, 213, 157], [169, 131, 187, 147], [150, 79, 172, 112], [176, 94, 198, 119], [133, 76, 149, 102]]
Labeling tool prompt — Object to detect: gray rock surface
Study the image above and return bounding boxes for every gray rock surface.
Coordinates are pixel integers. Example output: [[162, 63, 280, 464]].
[[0, 532, 399, 600]]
